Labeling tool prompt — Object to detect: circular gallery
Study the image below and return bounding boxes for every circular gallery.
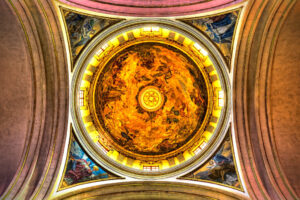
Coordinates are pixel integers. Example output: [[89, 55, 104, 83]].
[[71, 19, 231, 179]]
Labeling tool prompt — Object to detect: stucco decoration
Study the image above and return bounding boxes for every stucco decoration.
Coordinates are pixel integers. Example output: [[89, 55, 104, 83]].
[[1, 1, 299, 200], [181, 10, 240, 64], [179, 129, 242, 190]]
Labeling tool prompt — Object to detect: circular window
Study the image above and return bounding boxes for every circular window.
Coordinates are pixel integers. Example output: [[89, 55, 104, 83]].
[[71, 19, 230, 178]]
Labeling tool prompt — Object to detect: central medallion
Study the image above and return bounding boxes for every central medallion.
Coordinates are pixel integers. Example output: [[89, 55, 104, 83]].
[[138, 86, 164, 112]]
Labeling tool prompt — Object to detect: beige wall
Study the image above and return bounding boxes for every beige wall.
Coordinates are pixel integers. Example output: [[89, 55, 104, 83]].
[[270, 1, 300, 196], [0, 1, 32, 195]]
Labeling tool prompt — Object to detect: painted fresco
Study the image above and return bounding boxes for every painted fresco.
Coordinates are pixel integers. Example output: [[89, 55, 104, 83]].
[[61, 137, 117, 188], [182, 11, 239, 62], [64, 11, 119, 60], [181, 135, 241, 189], [95, 43, 208, 155]]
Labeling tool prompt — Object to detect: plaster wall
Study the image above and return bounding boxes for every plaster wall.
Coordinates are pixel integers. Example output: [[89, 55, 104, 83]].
[[270, 1, 300, 196], [0, 1, 32, 196]]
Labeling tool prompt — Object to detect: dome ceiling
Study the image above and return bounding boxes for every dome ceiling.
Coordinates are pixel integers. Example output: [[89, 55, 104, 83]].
[[94, 43, 208, 156], [71, 20, 231, 178], [2, 1, 299, 199]]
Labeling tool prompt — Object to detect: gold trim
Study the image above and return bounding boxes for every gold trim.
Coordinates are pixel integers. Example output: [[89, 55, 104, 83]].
[[53, 0, 128, 19], [71, 19, 231, 178], [78, 0, 213, 9], [33, 0, 62, 199], [56, 5, 123, 72], [239, 1, 272, 199], [54, 0, 246, 20]]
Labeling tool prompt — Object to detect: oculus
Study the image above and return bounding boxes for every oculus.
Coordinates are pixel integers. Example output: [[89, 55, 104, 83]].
[[71, 20, 230, 178]]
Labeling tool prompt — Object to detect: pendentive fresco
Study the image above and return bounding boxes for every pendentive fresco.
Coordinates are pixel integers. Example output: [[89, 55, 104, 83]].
[[60, 133, 121, 189], [181, 11, 239, 63], [180, 132, 242, 190], [64, 10, 120, 61]]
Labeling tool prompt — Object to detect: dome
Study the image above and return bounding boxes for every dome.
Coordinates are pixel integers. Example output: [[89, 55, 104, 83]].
[[71, 19, 230, 178]]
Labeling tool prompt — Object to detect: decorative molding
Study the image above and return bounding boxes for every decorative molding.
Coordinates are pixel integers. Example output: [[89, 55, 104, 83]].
[[60, 7, 122, 66], [52, 181, 247, 200], [70, 18, 232, 179], [1, 0, 298, 199]]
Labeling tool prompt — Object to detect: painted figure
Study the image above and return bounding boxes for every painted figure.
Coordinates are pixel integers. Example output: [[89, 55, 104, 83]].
[[65, 12, 118, 59], [206, 154, 237, 186], [186, 137, 240, 188], [96, 43, 208, 155], [64, 157, 94, 185], [63, 140, 110, 186], [201, 13, 236, 44], [184, 12, 238, 61]]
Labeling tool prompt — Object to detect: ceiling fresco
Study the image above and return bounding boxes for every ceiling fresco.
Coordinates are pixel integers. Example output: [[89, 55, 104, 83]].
[[179, 129, 242, 190], [70, 20, 230, 176], [60, 131, 122, 190], [4, 0, 299, 199], [55, 0, 234, 191], [63, 10, 121, 62], [181, 10, 239, 64], [94, 43, 208, 155]]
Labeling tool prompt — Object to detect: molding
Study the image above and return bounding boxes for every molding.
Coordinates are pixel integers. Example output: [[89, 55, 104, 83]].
[[1, 0, 298, 199]]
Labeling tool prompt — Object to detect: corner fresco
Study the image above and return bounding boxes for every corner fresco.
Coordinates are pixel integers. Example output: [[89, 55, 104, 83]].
[[180, 134, 242, 189], [60, 135, 120, 189], [181, 11, 239, 63], [63, 11, 120, 61]]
